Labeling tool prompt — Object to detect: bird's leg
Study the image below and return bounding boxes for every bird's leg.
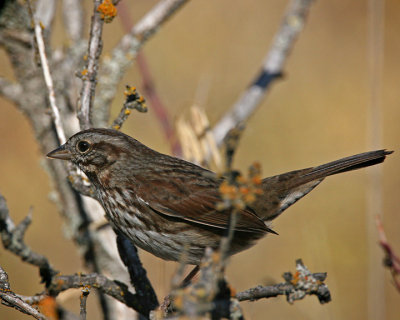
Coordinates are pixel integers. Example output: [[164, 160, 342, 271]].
[[160, 265, 200, 313], [181, 265, 200, 287]]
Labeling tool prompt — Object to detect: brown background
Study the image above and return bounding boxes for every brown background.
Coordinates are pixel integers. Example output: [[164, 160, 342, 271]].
[[1, 0, 399, 319]]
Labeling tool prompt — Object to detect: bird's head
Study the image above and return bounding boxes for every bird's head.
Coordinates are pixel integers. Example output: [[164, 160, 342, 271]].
[[46, 128, 136, 174]]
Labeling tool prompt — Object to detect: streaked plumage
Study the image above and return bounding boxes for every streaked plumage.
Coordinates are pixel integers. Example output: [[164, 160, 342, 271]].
[[47, 128, 392, 264]]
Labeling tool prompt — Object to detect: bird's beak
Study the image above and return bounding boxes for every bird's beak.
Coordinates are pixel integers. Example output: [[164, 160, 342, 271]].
[[46, 144, 72, 160]]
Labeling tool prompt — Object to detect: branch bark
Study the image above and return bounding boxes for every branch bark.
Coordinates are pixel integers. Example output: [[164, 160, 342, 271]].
[[77, 0, 104, 129], [0, 266, 47, 320]]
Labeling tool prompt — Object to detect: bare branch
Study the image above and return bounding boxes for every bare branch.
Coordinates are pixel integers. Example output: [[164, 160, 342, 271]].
[[79, 287, 90, 320], [0, 193, 58, 286], [94, 0, 190, 127], [0, 77, 23, 104], [28, 0, 67, 144], [77, 0, 105, 129], [110, 86, 147, 130], [236, 259, 331, 304], [212, 0, 314, 146], [47, 273, 152, 318], [0, 266, 47, 320]]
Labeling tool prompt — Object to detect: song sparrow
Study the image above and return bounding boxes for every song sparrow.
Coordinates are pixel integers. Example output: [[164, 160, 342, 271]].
[[47, 128, 392, 265]]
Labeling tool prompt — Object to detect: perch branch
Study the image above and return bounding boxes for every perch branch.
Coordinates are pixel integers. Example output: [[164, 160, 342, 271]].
[[0, 266, 47, 320], [116, 232, 159, 311], [212, 0, 314, 146], [94, 0, 190, 127]]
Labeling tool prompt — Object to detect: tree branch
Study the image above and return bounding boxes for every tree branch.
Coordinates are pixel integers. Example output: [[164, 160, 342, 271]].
[[28, 0, 67, 144], [212, 0, 314, 146], [93, 0, 190, 127], [77, 0, 105, 129], [0, 193, 58, 286], [47, 273, 152, 318], [0, 266, 47, 320], [116, 232, 159, 312], [110, 86, 148, 130], [236, 259, 331, 304]]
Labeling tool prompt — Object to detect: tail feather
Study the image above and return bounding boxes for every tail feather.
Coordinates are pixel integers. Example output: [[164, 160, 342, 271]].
[[254, 150, 393, 221], [302, 149, 392, 181]]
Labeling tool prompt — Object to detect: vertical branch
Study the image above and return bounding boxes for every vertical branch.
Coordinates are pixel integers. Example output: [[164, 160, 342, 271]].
[[80, 287, 90, 320], [212, 0, 314, 146], [28, 0, 67, 144], [77, 0, 104, 129]]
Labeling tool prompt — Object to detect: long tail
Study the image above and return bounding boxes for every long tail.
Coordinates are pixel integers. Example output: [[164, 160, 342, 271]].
[[253, 150, 393, 221]]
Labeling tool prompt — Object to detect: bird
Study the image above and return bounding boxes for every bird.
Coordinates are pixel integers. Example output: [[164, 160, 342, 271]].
[[47, 128, 392, 265]]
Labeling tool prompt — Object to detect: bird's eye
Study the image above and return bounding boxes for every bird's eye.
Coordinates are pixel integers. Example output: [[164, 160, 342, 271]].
[[77, 140, 91, 153]]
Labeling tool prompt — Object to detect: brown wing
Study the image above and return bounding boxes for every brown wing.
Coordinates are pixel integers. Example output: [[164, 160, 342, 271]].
[[135, 174, 269, 236]]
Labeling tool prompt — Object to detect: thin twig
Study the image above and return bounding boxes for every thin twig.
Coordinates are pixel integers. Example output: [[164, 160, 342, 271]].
[[0, 266, 47, 320], [110, 86, 148, 130], [0, 193, 58, 286], [212, 0, 314, 146], [79, 287, 90, 320], [28, 0, 67, 144], [94, 0, 190, 127], [77, 0, 104, 129]]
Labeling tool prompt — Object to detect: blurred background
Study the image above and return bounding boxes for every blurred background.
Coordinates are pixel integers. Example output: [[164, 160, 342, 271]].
[[1, 0, 399, 319]]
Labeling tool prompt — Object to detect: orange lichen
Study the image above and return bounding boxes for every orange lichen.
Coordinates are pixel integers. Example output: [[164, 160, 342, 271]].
[[217, 162, 263, 211], [81, 69, 88, 76], [124, 86, 136, 96], [113, 124, 120, 130], [97, 0, 117, 23], [291, 271, 300, 285], [38, 296, 58, 320], [124, 109, 131, 115]]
